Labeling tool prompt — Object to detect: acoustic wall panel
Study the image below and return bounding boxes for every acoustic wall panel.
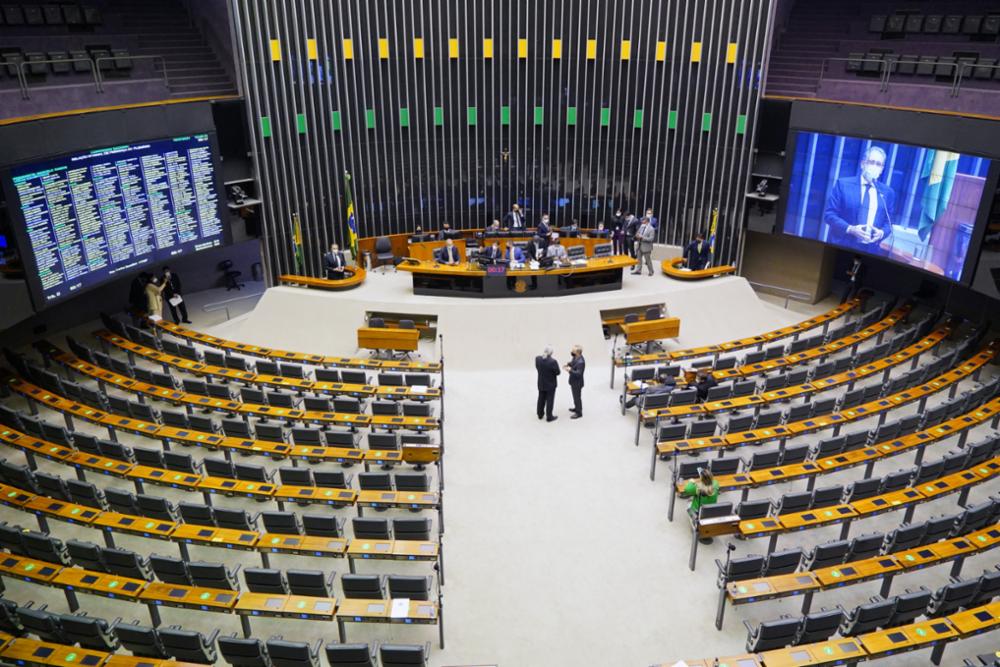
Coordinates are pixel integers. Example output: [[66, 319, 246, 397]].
[[232, 0, 774, 278]]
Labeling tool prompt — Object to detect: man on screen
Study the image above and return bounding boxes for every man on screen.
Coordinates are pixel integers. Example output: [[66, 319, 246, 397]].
[[823, 145, 896, 255]]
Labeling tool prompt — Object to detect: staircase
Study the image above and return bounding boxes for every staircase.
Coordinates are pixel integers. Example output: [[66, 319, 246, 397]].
[[111, 0, 236, 99], [766, 5, 858, 98]]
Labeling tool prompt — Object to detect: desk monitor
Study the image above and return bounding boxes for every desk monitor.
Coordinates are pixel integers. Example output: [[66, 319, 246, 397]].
[[442, 228, 462, 240], [593, 242, 613, 257]]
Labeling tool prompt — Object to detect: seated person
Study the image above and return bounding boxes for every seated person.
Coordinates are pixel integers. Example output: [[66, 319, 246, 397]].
[[684, 232, 711, 270], [561, 220, 580, 238], [323, 243, 346, 279], [438, 223, 454, 240], [680, 468, 721, 543], [484, 220, 502, 236], [592, 222, 609, 238], [482, 240, 503, 262], [545, 234, 568, 261], [438, 238, 461, 266], [409, 226, 427, 243], [523, 236, 542, 262], [504, 241, 525, 263], [623, 369, 676, 409], [693, 368, 718, 402]]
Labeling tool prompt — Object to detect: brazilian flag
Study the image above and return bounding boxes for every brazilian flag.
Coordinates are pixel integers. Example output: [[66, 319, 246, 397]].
[[291, 212, 304, 273], [344, 171, 359, 262], [918, 150, 959, 242]]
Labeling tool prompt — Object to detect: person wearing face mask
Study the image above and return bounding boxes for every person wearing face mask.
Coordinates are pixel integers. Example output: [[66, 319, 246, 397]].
[[823, 145, 896, 255], [536, 214, 552, 254], [564, 345, 585, 419]]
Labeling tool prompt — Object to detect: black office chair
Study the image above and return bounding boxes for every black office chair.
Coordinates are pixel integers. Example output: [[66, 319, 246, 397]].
[[159, 626, 220, 664], [325, 643, 377, 667], [374, 237, 396, 271], [220, 260, 244, 291], [218, 636, 271, 667]]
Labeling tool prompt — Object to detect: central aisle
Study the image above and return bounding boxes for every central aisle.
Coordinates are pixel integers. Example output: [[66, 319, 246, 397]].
[[432, 363, 747, 666]]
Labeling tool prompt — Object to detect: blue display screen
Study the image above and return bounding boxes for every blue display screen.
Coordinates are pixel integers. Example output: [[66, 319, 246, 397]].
[[782, 130, 991, 282]]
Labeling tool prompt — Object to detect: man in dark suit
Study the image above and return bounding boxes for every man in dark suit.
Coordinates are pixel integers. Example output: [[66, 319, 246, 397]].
[[609, 208, 626, 254], [694, 368, 718, 402], [438, 223, 455, 240], [643, 207, 659, 230], [323, 243, 347, 279], [842, 255, 866, 304], [161, 267, 191, 324], [823, 145, 895, 255], [536, 214, 552, 253], [483, 241, 502, 262], [564, 345, 585, 419], [535, 346, 560, 422], [624, 214, 640, 258], [684, 232, 711, 270], [439, 238, 461, 265], [503, 203, 525, 230]]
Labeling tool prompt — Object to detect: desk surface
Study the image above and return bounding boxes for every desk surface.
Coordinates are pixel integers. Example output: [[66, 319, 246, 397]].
[[396, 255, 636, 277], [661, 257, 738, 280], [279, 267, 366, 290]]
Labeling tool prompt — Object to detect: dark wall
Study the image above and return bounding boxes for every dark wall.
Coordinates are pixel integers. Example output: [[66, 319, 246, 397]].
[[183, 0, 238, 87], [231, 0, 775, 278]]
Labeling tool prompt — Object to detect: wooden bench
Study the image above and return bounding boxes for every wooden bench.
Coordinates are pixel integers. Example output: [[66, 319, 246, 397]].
[[357, 327, 420, 353]]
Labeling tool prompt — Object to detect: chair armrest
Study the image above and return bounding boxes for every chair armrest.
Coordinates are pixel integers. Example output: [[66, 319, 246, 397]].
[[310, 639, 323, 657], [742, 619, 757, 634], [206, 628, 220, 644]]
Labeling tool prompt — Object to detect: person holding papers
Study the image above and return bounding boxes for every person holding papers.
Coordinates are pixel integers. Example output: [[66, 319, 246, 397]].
[[161, 267, 190, 324]]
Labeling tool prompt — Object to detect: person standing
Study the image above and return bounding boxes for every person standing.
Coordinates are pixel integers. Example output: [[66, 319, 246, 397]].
[[145, 275, 167, 321], [632, 215, 656, 276], [643, 207, 659, 230], [128, 272, 151, 327], [504, 203, 524, 230], [323, 243, 347, 279], [625, 214, 641, 258], [565, 345, 585, 419], [684, 232, 711, 270], [535, 346, 560, 422], [536, 213, 552, 255], [842, 255, 866, 304], [609, 208, 625, 255], [161, 267, 191, 324]]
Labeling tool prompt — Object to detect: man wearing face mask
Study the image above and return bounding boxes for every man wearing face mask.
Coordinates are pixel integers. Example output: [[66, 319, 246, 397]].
[[823, 145, 895, 255]]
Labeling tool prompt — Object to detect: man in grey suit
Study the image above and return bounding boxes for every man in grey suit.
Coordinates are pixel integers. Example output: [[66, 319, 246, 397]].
[[632, 216, 656, 276]]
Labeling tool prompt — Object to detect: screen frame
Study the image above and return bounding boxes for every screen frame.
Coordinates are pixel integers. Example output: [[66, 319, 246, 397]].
[[778, 127, 999, 286], [1, 131, 230, 309]]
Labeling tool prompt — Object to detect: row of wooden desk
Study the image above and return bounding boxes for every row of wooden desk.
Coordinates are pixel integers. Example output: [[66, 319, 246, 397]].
[[722, 524, 1000, 624], [153, 320, 442, 373], [711, 305, 910, 381], [95, 331, 437, 400], [5, 375, 441, 467], [0, 424, 440, 516], [653, 343, 996, 465], [644, 323, 954, 424], [616, 297, 862, 368], [0, 630, 204, 667], [624, 305, 907, 400], [46, 349, 440, 431], [660, 599, 1000, 667], [0, 477, 441, 562], [0, 551, 442, 646], [695, 397, 1000, 495]]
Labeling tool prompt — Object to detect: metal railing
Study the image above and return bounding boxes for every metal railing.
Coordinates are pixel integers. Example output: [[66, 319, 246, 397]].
[[201, 291, 264, 321], [819, 56, 1000, 98], [747, 280, 812, 309], [13, 54, 169, 99]]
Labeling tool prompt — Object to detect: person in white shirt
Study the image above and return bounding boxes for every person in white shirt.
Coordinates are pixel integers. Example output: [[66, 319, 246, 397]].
[[545, 234, 568, 261]]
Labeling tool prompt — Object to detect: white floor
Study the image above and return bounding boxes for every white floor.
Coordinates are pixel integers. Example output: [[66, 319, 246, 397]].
[[2, 269, 998, 666]]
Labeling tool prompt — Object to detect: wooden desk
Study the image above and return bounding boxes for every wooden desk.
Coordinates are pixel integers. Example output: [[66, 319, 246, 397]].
[[397, 255, 637, 298], [859, 617, 957, 658], [620, 318, 681, 345], [728, 572, 820, 605], [258, 534, 348, 557], [139, 582, 238, 611], [235, 592, 337, 620], [336, 598, 438, 624], [0, 554, 61, 583], [357, 327, 420, 353], [280, 267, 366, 290], [653, 655, 762, 667], [761, 639, 866, 667], [152, 320, 442, 372], [51, 568, 147, 600], [0, 638, 109, 667], [949, 601, 1000, 637], [662, 257, 737, 280], [815, 556, 902, 587]]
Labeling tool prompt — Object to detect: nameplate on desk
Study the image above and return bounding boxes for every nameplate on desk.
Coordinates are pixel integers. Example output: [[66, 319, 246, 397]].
[[485, 264, 507, 276]]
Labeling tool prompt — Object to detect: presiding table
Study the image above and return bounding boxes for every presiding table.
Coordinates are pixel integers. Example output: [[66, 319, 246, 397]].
[[396, 256, 637, 298]]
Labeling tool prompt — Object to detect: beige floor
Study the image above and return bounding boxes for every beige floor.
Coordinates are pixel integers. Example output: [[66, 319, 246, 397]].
[[1, 271, 998, 666]]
